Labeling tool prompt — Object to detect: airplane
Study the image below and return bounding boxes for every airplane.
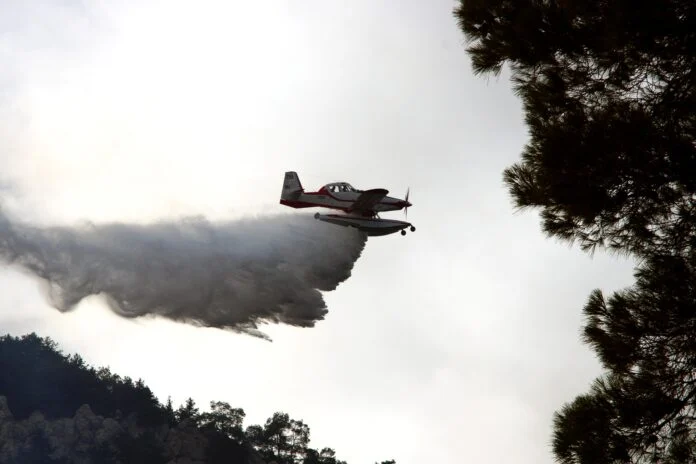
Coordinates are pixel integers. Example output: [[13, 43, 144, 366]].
[[279, 171, 416, 236]]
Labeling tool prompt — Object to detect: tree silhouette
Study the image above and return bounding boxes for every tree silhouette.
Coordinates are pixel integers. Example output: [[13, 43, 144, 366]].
[[255, 412, 302, 463], [164, 396, 177, 426], [304, 447, 347, 464], [175, 397, 200, 426], [288, 418, 311, 463], [0, 333, 384, 463], [552, 253, 696, 463], [245, 424, 265, 448], [245, 411, 335, 464], [454, 1, 696, 462], [199, 400, 246, 443], [0, 333, 165, 425], [454, 0, 696, 258]]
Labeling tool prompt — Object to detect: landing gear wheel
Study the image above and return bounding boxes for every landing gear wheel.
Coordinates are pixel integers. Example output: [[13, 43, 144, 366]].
[[410, 226, 416, 232], [401, 230, 406, 236], [314, 212, 320, 219]]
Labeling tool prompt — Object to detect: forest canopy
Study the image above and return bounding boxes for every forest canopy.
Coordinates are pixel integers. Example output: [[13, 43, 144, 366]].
[[0, 332, 395, 464]]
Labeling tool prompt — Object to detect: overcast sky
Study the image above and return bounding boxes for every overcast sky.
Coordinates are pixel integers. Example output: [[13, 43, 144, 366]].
[[0, 1, 638, 463]]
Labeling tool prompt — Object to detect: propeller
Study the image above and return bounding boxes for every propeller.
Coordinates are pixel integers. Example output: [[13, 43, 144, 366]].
[[404, 187, 410, 219]]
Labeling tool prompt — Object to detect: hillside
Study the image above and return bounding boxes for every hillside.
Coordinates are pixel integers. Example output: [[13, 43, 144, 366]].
[[0, 333, 395, 464]]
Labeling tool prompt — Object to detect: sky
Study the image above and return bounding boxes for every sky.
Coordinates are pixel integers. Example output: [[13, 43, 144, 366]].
[[0, 1, 639, 463]]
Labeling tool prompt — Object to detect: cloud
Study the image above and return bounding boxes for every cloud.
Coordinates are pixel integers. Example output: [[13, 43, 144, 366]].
[[0, 210, 366, 340]]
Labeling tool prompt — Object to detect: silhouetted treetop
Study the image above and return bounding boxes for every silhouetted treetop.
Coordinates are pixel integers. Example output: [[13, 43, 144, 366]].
[[455, 2, 696, 461], [0, 332, 385, 463], [454, 0, 696, 257], [552, 251, 696, 462], [0, 332, 165, 425]]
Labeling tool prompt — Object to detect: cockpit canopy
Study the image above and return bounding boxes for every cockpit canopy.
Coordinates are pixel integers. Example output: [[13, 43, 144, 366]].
[[323, 182, 361, 193]]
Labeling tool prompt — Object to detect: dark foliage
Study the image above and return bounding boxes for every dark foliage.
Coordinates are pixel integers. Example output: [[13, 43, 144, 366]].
[[176, 396, 201, 426], [205, 430, 249, 464], [112, 430, 169, 464], [246, 412, 321, 464], [552, 253, 696, 462], [0, 333, 166, 426], [304, 447, 347, 464], [454, 0, 696, 257], [0, 332, 388, 463], [454, 0, 696, 462], [199, 401, 246, 444], [11, 429, 66, 464]]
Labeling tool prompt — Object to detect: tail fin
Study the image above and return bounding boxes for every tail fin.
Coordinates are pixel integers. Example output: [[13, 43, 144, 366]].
[[280, 171, 303, 200]]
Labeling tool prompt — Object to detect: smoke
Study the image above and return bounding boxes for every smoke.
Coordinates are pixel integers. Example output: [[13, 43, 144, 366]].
[[0, 210, 367, 340]]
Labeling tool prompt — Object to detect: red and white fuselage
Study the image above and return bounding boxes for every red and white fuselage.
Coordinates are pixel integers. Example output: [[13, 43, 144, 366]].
[[279, 172, 415, 236]]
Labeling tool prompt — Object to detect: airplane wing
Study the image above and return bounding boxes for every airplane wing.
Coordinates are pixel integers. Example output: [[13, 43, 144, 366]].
[[349, 188, 388, 214]]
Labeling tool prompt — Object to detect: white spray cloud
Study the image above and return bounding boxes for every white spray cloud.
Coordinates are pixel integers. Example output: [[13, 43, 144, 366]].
[[0, 210, 367, 340]]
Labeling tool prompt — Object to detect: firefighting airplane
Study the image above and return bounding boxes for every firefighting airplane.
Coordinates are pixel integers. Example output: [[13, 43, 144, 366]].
[[280, 171, 416, 236]]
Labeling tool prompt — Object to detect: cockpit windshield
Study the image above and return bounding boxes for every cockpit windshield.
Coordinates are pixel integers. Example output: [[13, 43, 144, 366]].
[[325, 183, 359, 193]]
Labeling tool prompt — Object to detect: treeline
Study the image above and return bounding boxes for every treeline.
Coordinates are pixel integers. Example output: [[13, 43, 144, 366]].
[[0, 333, 395, 464], [454, 0, 696, 463]]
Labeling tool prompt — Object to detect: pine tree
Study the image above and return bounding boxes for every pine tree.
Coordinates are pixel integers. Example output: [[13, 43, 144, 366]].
[[454, 0, 696, 258], [454, 1, 696, 462]]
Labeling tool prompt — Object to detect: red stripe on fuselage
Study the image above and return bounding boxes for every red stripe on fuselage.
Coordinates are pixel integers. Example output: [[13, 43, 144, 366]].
[[281, 191, 405, 215], [303, 191, 403, 207], [280, 199, 350, 211], [303, 191, 352, 202]]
